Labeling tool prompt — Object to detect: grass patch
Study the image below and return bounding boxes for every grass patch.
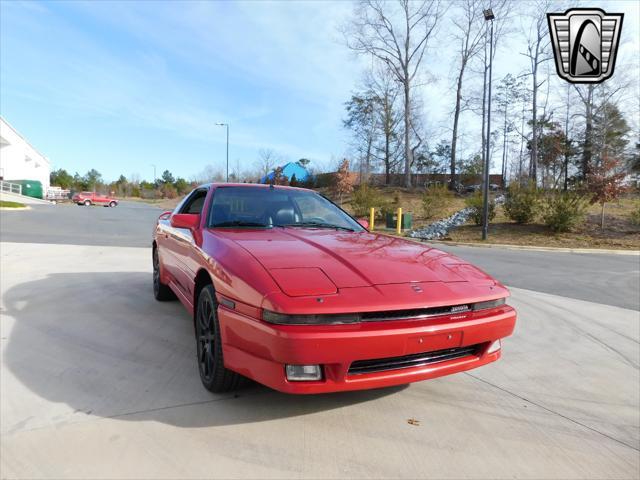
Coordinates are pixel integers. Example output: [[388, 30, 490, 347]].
[[122, 196, 183, 210], [333, 186, 467, 223], [0, 200, 26, 208], [447, 195, 640, 250]]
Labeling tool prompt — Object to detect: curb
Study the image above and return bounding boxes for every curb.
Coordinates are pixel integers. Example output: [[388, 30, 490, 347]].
[[414, 238, 640, 256]]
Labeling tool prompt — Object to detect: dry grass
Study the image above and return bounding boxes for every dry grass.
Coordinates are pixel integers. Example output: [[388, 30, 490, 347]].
[[448, 195, 640, 250], [334, 186, 467, 223], [123, 196, 183, 211]]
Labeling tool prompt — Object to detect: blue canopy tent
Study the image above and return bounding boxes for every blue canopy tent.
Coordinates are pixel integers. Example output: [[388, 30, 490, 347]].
[[260, 162, 311, 184]]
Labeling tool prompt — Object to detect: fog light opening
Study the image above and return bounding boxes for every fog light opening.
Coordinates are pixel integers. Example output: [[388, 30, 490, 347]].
[[285, 364, 322, 382], [487, 339, 501, 354]]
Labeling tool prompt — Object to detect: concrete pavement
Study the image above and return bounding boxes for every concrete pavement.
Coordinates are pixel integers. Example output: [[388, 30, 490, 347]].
[[1, 204, 639, 478], [1, 242, 638, 479]]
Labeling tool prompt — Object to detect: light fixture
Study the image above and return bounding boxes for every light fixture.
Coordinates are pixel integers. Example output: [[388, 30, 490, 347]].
[[483, 9, 495, 20], [286, 364, 322, 381], [487, 339, 501, 354]]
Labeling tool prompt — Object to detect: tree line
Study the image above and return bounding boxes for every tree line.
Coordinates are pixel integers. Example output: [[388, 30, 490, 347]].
[[50, 168, 193, 199], [341, 0, 639, 190]]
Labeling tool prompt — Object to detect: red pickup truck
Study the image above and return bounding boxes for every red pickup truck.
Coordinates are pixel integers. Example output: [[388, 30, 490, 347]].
[[72, 191, 118, 207]]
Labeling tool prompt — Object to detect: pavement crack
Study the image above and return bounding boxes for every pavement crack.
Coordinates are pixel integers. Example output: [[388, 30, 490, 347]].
[[464, 372, 639, 453]]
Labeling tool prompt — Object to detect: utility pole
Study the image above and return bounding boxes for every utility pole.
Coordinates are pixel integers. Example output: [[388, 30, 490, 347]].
[[564, 85, 570, 191], [216, 123, 230, 182], [151, 164, 156, 184], [482, 9, 495, 241]]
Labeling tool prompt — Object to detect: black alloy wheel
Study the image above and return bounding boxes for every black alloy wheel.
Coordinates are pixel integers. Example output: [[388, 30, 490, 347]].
[[195, 285, 240, 392], [152, 247, 174, 301]]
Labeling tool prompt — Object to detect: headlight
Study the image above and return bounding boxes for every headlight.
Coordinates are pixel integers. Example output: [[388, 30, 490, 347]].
[[262, 310, 361, 325], [473, 298, 506, 311]]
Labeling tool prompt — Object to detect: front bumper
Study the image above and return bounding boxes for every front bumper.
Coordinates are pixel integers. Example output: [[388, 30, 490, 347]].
[[218, 305, 516, 394]]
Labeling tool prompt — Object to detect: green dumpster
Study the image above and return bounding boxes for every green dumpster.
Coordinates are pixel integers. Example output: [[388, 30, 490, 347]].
[[14, 180, 43, 199], [385, 212, 413, 230]]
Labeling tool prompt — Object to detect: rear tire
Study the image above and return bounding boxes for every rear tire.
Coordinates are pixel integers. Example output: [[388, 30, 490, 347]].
[[195, 285, 240, 392], [84, 200, 91, 206], [109, 201, 117, 207], [153, 247, 175, 301]]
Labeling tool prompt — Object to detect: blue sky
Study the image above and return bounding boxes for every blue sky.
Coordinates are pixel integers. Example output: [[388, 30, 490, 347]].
[[1, 1, 361, 181], [1, 1, 638, 182]]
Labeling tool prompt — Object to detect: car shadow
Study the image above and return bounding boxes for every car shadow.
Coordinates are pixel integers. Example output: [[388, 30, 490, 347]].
[[2, 272, 405, 429]]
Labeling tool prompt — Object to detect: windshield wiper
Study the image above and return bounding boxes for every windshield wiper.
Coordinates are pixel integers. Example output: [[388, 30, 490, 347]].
[[212, 221, 270, 228], [281, 222, 355, 232]]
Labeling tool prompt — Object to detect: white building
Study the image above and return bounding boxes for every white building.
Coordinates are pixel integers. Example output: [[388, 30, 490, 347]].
[[0, 117, 50, 192]]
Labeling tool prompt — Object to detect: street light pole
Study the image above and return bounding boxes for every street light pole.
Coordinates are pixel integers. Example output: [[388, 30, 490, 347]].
[[151, 164, 156, 184], [216, 123, 229, 182], [482, 9, 495, 241]]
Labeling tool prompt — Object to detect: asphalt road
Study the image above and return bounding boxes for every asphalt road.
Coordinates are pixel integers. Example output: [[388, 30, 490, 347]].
[[0, 201, 162, 247], [2, 202, 639, 310], [1, 203, 639, 478], [435, 244, 640, 311]]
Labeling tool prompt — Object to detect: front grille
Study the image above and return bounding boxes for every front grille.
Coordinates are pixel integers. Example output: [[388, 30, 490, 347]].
[[359, 298, 505, 322], [348, 344, 481, 375], [360, 304, 471, 322]]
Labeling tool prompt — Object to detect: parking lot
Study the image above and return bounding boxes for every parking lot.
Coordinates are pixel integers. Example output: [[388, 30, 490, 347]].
[[1, 203, 639, 479]]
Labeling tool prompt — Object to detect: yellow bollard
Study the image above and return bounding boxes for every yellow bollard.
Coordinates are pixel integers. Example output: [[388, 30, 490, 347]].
[[396, 207, 402, 234], [369, 207, 375, 231]]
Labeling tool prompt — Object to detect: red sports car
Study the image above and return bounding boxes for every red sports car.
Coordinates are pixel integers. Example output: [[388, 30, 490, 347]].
[[153, 184, 516, 394]]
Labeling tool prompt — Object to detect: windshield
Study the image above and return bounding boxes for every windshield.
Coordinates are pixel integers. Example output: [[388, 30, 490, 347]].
[[208, 187, 363, 231]]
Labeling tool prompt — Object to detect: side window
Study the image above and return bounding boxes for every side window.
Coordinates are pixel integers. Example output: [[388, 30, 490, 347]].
[[179, 189, 208, 215]]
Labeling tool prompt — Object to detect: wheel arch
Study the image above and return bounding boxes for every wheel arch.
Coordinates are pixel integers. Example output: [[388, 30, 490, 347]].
[[193, 268, 215, 324]]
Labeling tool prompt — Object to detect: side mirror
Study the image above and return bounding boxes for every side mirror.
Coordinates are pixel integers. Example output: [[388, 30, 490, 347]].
[[158, 210, 172, 221], [171, 213, 200, 230], [357, 218, 369, 230]]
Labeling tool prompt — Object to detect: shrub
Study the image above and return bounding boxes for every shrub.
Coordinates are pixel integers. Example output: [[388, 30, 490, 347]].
[[380, 190, 401, 218], [503, 183, 540, 224], [421, 185, 452, 219], [350, 184, 386, 217], [630, 202, 640, 226], [542, 191, 589, 233], [465, 191, 495, 225], [160, 183, 178, 199]]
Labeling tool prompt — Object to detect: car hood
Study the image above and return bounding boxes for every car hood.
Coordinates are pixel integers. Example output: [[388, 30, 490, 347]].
[[220, 229, 496, 294]]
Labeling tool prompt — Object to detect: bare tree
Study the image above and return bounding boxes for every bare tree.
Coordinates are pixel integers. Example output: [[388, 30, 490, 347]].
[[495, 74, 524, 185], [192, 165, 224, 184], [521, 0, 552, 185], [478, 1, 512, 186], [345, 0, 443, 187], [344, 89, 379, 183], [255, 149, 279, 178], [367, 65, 403, 184], [573, 80, 630, 178], [448, 0, 485, 188]]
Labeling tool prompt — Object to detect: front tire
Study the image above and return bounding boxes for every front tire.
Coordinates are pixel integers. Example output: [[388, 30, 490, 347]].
[[195, 285, 240, 392], [84, 200, 91, 206], [109, 201, 117, 207], [153, 247, 175, 301]]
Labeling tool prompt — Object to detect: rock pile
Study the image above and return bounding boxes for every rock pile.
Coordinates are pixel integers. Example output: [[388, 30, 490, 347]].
[[408, 195, 504, 240]]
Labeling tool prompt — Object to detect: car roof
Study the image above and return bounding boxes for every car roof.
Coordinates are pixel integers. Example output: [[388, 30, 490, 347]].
[[200, 183, 312, 192]]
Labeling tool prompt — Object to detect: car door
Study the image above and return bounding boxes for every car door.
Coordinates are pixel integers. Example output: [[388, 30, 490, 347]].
[[165, 188, 209, 299]]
